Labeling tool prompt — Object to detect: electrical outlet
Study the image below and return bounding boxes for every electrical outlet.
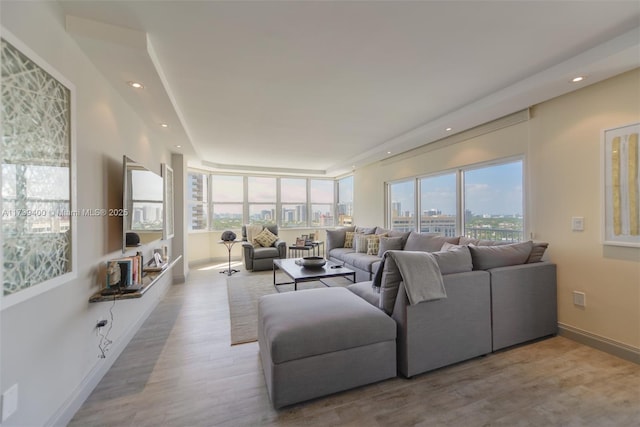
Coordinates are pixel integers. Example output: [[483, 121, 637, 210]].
[[573, 291, 586, 307], [2, 383, 18, 422]]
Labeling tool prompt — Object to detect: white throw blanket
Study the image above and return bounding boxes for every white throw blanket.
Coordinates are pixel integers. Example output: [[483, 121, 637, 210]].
[[246, 224, 264, 246], [374, 250, 447, 305]]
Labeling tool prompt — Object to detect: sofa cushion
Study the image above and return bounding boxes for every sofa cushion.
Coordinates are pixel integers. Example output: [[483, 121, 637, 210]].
[[328, 247, 354, 262], [527, 242, 549, 263], [343, 252, 381, 272], [376, 255, 402, 314], [387, 230, 412, 248], [366, 233, 387, 255], [378, 236, 404, 256], [469, 241, 534, 270], [404, 232, 458, 252], [253, 246, 280, 259], [460, 236, 511, 246], [354, 233, 368, 253], [355, 226, 376, 234], [254, 228, 278, 247], [347, 281, 380, 307], [344, 231, 356, 248], [431, 246, 473, 275], [326, 228, 347, 250]]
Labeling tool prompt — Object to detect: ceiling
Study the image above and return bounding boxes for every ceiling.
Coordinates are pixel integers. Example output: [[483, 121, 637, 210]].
[[58, 1, 640, 177]]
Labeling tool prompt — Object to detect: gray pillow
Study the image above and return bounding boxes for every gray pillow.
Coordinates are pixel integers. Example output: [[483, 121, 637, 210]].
[[404, 232, 459, 252], [387, 230, 411, 249], [527, 242, 549, 263], [431, 246, 473, 275], [469, 241, 534, 270], [377, 236, 404, 256], [460, 236, 511, 246], [375, 255, 402, 315], [326, 229, 346, 249], [355, 226, 376, 234]]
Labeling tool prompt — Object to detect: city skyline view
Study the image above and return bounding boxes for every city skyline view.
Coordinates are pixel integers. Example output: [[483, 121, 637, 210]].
[[391, 161, 523, 218]]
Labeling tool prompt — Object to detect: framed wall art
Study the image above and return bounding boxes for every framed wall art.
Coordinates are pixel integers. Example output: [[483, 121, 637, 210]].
[[1, 29, 77, 309], [602, 122, 640, 247]]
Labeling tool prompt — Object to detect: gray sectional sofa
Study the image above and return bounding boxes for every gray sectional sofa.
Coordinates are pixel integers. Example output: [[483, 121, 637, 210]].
[[329, 226, 557, 377], [258, 226, 557, 407]]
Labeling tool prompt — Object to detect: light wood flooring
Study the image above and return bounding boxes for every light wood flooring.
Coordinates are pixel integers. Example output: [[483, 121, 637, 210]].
[[70, 261, 640, 426]]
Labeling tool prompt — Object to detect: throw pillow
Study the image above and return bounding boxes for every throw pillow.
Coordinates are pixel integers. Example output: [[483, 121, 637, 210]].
[[354, 233, 368, 253], [355, 226, 376, 234], [404, 232, 459, 252], [468, 241, 534, 270], [431, 246, 473, 274], [344, 231, 356, 248], [441, 241, 463, 251], [527, 242, 549, 263], [253, 228, 278, 247], [367, 233, 388, 256], [326, 228, 347, 250], [378, 236, 404, 256]]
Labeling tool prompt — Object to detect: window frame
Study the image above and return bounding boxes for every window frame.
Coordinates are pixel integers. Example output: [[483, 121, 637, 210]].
[[385, 156, 525, 240], [187, 172, 338, 232]]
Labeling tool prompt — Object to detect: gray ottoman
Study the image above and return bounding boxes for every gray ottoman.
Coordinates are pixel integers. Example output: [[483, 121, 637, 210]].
[[258, 287, 397, 409]]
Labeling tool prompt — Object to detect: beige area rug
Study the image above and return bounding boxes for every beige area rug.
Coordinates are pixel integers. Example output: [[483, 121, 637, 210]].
[[226, 273, 352, 345]]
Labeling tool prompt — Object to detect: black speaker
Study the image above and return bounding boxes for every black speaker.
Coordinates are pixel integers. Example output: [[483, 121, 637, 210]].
[[126, 232, 140, 246]]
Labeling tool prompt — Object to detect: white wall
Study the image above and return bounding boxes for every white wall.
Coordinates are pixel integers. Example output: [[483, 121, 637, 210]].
[[1, 2, 179, 425], [354, 69, 640, 350]]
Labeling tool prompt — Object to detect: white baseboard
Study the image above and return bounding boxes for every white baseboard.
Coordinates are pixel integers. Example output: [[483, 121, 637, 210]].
[[558, 323, 640, 364], [46, 276, 173, 427]]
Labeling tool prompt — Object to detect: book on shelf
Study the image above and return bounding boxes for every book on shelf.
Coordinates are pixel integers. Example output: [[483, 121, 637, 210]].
[[106, 254, 143, 288]]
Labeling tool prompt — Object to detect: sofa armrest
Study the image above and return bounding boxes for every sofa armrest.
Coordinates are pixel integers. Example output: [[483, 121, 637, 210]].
[[242, 242, 255, 270], [326, 229, 346, 254], [274, 239, 287, 258], [489, 262, 557, 351]]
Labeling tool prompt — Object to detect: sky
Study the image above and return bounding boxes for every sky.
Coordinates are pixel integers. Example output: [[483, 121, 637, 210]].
[[392, 161, 523, 216]]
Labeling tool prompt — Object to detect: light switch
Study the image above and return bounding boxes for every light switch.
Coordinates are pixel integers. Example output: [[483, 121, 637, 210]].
[[571, 216, 584, 231]]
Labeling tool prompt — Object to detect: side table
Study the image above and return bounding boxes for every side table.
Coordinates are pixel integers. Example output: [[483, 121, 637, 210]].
[[219, 240, 241, 276]]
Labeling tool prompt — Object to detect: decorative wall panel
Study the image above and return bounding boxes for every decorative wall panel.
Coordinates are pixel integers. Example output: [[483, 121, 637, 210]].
[[1, 37, 74, 297]]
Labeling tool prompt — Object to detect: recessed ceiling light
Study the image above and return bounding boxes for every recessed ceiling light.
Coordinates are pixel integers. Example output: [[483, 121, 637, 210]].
[[571, 76, 585, 83], [175, 145, 182, 148], [445, 127, 452, 131], [128, 81, 144, 89], [387, 151, 392, 154], [160, 123, 168, 128]]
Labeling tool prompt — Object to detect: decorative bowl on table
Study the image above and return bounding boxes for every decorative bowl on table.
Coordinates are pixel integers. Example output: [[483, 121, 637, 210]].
[[295, 256, 327, 269]]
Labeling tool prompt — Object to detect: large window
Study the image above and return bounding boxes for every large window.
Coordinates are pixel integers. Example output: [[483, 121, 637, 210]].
[[419, 173, 457, 237], [337, 175, 353, 226], [389, 180, 415, 232], [280, 178, 307, 228], [386, 159, 524, 241], [211, 175, 243, 230], [187, 172, 208, 231], [310, 179, 334, 227], [248, 177, 276, 225], [464, 161, 523, 241], [187, 173, 339, 231]]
